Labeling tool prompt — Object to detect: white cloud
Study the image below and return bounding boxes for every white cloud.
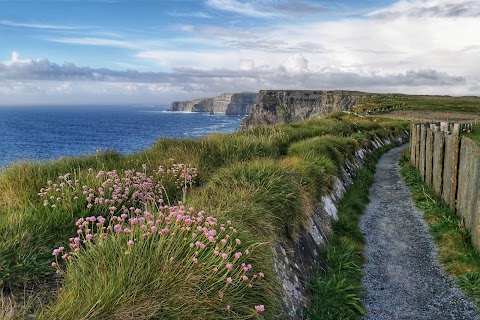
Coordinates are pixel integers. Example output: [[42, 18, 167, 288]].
[[368, 0, 480, 18], [206, 0, 276, 17], [281, 54, 309, 74], [48, 37, 136, 49], [0, 19, 79, 30]]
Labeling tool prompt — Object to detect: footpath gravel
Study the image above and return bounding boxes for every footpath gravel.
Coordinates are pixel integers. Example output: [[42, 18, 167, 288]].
[[360, 145, 479, 320]]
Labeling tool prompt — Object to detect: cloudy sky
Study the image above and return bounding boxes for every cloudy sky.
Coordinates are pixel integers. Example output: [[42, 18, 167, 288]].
[[0, 0, 479, 105]]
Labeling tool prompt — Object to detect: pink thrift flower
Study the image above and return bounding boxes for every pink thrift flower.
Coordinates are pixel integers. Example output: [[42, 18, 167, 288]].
[[259, 272, 265, 278], [234, 252, 242, 259], [221, 253, 228, 260], [127, 240, 134, 246], [226, 263, 232, 270], [51, 262, 57, 268], [227, 277, 232, 284], [235, 238, 241, 245], [86, 234, 93, 240], [226, 305, 231, 311], [245, 249, 250, 255], [255, 305, 265, 312], [218, 292, 224, 299], [192, 257, 198, 264], [248, 284, 253, 288], [242, 275, 248, 282], [52, 249, 60, 256]]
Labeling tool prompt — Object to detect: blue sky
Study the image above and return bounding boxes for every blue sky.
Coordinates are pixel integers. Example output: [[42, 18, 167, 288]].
[[1, 0, 479, 105]]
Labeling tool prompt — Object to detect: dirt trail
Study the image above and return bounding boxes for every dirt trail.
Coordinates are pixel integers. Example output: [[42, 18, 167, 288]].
[[360, 145, 479, 320]]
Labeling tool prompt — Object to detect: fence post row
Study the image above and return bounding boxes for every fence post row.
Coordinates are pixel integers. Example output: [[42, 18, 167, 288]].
[[410, 122, 480, 250]]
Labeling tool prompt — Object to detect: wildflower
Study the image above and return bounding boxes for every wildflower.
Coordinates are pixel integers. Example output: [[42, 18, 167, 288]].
[[52, 249, 60, 256], [221, 253, 228, 260], [127, 240, 134, 246], [242, 275, 248, 282], [255, 305, 265, 312], [226, 305, 231, 311], [234, 252, 242, 259], [226, 263, 232, 270], [235, 238, 241, 245], [51, 262, 57, 268], [245, 249, 250, 255], [86, 234, 93, 240], [259, 272, 264, 278], [218, 292, 224, 299], [192, 257, 198, 264], [227, 277, 232, 284]]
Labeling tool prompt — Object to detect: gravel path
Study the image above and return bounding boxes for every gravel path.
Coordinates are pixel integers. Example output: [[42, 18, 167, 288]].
[[360, 145, 479, 320]]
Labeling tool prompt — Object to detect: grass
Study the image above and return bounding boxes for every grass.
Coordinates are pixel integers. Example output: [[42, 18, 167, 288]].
[[304, 147, 386, 320], [399, 152, 480, 309], [0, 113, 409, 319], [462, 124, 480, 145], [353, 93, 480, 115]]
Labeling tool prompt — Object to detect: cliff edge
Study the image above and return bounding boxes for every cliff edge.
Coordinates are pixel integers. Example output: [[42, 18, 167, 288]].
[[241, 90, 366, 128], [170, 92, 259, 115]]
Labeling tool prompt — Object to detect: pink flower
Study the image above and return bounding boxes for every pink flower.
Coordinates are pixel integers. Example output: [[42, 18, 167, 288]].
[[226, 263, 233, 270], [192, 257, 198, 264], [51, 262, 57, 268], [259, 272, 264, 278], [242, 275, 248, 282], [218, 292, 224, 299], [245, 249, 250, 255], [226, 305, 231, 311], [221, 253, 228, 260], [255, 305, 265, 312], [235, 238, 241, 245], [127, 240, 134, 246], [227, 277, 232, 284], [234, 252, 242, 259], [52, 249, 60, 256], [86, 234, 93, 240]]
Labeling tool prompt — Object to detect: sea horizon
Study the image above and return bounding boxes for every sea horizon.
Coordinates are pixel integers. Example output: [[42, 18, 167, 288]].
[[0, 104, 244, 169]]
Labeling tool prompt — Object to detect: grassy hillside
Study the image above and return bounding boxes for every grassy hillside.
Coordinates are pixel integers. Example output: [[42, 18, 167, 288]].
[[0, 114, 409, 319], [354, 93, 480, 115]]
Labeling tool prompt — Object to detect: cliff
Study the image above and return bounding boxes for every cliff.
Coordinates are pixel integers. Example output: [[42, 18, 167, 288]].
[[241, 90, 367, 128], [170, 93, 259, 115]]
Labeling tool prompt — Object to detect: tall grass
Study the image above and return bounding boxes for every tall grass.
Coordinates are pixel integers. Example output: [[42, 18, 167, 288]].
[[0, 113, 409, 318], [304, 148, 385, 320]]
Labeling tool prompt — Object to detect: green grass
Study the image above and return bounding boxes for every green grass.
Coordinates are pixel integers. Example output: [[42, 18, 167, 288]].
[[0, 113, 409, 319], [304, 147, 387, 320], [399, 152, 480, 309], [462, 124, 480, 145], [353, 93, 480, 115]]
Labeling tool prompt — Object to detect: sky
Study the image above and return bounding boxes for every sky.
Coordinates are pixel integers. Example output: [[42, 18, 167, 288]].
[[0, 0, 480, 106]]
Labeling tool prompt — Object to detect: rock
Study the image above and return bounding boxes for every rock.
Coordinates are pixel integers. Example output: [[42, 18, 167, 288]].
[[170, 93, 259, 115], [241, 90, 366, 128]]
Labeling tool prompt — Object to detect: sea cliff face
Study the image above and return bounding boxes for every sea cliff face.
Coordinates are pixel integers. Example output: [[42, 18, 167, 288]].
[[170, 93, 259, 115], [241, 90, 366, 128]]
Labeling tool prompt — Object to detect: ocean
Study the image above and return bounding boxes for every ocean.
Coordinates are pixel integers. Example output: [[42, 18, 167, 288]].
[[0, 105, 244, 169]]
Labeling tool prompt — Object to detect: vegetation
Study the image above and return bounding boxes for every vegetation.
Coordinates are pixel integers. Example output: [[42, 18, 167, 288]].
[[304, 147, 388, 319], [462, 124, 480, 145], [354, 93, 480, 115], [400, 153, 480, 309], [0, 113, 409, 319]]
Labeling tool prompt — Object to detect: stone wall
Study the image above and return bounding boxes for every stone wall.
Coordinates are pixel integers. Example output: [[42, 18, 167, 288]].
[[277, 130, 409, 318], [410, 122, 480, 249]]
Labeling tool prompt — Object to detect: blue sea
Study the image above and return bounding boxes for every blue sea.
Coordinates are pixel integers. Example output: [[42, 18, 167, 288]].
[[0, 105, 244, 169]]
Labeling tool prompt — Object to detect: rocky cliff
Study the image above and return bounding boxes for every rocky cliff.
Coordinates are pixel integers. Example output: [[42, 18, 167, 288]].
[[241, 90, 367, 128], [170, 93, 259, 115]]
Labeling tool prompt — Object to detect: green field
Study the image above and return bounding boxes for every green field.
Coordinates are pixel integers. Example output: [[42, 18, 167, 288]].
[[354, 93, 480, 115], [0, 113, 409, 319]]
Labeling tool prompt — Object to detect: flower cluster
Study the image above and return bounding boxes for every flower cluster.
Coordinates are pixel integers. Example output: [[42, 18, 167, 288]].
[[39, 163, 196, 209], [49, 186, 266, 316]]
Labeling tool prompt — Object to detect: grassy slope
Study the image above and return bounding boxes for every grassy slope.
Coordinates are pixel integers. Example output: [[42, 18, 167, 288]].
[[354, 93, 480, 115], [0, 114, 409, 319], [304, 147, 389, 319]]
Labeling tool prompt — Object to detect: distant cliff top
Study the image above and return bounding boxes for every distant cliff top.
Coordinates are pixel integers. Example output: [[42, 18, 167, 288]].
[[240, 90, 480, 129], [170, 92, 259, 115]]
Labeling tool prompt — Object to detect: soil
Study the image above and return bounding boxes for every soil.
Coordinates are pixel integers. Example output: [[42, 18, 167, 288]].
[[360, 145, 480, 320]]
